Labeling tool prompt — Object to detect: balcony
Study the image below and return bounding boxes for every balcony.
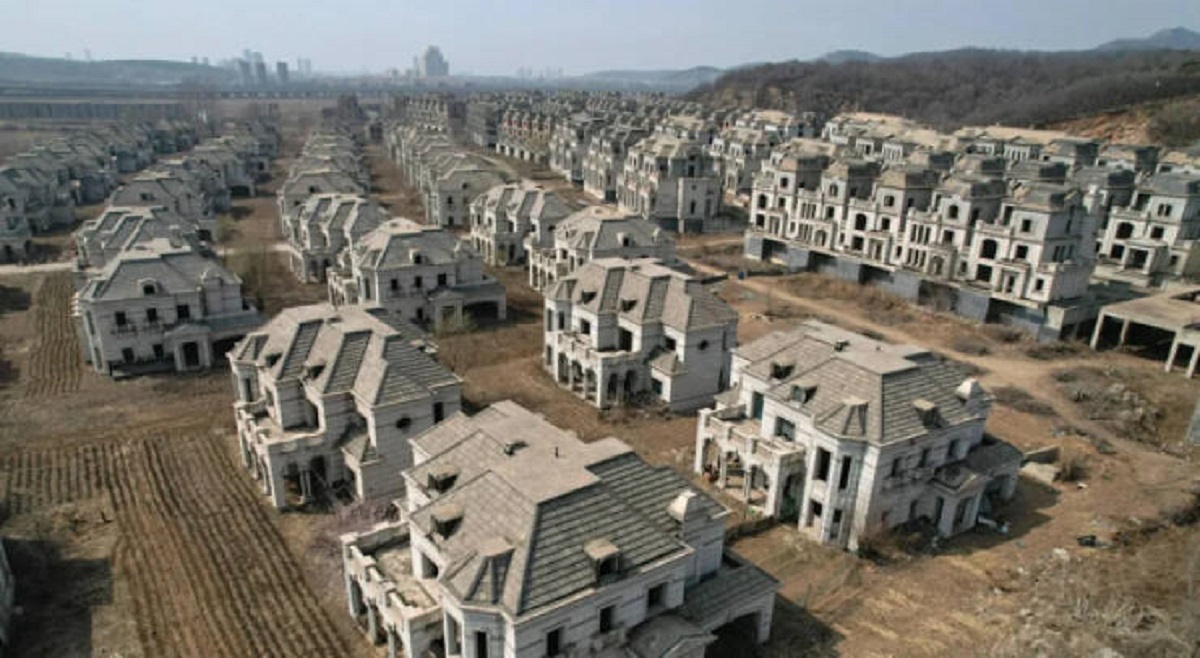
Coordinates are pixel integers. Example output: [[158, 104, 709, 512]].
[[702, 412, 804, 467], [555, 331, 642, 368]]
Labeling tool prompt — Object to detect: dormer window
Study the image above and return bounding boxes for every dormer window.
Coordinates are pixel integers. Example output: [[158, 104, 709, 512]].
[[914, 399, 941, 428], [770, 362, 794, 380], [427, 466, 459, 493], [431, 503, 463, 538], [620, 299, 637, 312], [584, 538, 621, 582], [791, 383, 816, 404], [264, 353, 281, 367], [580, 291, 596, 304]]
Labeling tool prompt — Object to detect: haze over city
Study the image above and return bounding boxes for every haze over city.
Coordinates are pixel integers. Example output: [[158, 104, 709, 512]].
[[6, 0, 1200, 74]]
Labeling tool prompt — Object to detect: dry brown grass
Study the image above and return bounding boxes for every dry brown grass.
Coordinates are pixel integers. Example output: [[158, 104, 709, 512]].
[[993, 513, 1200, 657], [992, 386, 1058, 417], [781, 273, 918, 326]]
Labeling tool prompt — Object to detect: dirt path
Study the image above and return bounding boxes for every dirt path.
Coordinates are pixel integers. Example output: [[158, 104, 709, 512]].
[[688, 258, 1143, 447]]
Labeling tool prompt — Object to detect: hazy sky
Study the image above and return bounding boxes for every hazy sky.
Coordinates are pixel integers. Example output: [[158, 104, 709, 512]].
[[7, 0, 1200, 75]]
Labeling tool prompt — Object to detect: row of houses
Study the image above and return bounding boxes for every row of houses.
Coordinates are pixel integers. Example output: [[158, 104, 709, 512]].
[[218, 107, 1026, 657], [742, 115, 1200, 340], [279, 125, 371, 281], [387, 123, 510, 228], [280, 124, 509, 331], [464, 92, 830, 235], [0, 120, 200, 263], [72, 121, 279, 378], [401, 108, 1024, 547]]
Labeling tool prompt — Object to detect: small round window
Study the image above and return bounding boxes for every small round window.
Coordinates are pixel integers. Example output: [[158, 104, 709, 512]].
[[698, 340, 710, 351], [396, 416, 413, 430]]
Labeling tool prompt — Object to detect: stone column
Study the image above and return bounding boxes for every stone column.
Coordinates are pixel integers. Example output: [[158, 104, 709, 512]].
[[239, 434, 252, 469], [1166, 340, 1180, 373], [764, 464, 784, 518], [367, 604, 380, 645], [1117, 318, 1131, 347], [387, 628, 399, 658], [718, 452, 729, 490], [300, 469, 312, 502], [1090, 312, 1107, 350], [693, 414, 709, 474], [268, 466, 287, 509], [345, 574, 362, 617], [1188, 345, 1199, 379]]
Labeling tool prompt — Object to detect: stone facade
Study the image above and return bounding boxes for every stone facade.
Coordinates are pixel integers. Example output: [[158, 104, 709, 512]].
[[468, 181, 571, 266], [75, 239, 262, 377], [340, 400, 778, 658], [230, 304, 462, 509], [328, 218, 507, 330], [695, 321, 1021, 550], [526, 206, 675, 291], [544, 258, 737, 411]]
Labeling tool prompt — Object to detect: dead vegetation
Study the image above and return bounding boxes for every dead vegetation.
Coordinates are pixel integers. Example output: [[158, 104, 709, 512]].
[[782, 274, 917, 326], [993, 501, 1200, 657], [1025, 341, 1086, 361], [991, 386, 1058, 417], [1053, 367, 1178, 450], [689, 242, 783, 276]]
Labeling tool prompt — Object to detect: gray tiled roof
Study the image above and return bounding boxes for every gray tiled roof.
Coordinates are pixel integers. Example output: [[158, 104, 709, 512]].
[[356, 219, 477, 270], [80, 239, 241, 302], [549, 258, 737, 332], [679, 558, 778, 624], [744, 321, 989, 445], [554, 206, 670, 252], [237, 304, 458, 405], [405, 401, 724, 618]]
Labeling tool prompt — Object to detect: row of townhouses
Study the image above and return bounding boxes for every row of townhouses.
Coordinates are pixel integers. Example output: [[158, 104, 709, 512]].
[[386, 123, 510, 228], [743, 113, 1200, 340], [0, 121, 199, 262], [278, 124, 369, 227], [72, 121, 279, 378], [278, 123, 509, 331]]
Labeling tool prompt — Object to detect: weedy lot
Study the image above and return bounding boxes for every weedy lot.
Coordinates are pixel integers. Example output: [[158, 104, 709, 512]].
[[0, 125, 1196, 657]]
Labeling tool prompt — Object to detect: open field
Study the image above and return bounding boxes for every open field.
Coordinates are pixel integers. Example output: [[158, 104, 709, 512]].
[[0, 138, 374, 655]]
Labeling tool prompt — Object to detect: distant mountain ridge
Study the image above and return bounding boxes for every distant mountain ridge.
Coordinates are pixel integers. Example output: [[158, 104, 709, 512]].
[[818, 50, 884, 63], [579, 66, 725, 90], [1095, 27, 1200, 52], [688, 44, 1200, 130], [0, 52, 234, 86]]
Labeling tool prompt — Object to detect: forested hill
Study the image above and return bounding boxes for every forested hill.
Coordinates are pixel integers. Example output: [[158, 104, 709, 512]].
[[686, 49, 1200, 130]]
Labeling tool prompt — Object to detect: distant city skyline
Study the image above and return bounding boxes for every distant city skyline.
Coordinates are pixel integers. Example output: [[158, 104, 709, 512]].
[[8, 0, 1200, 76]]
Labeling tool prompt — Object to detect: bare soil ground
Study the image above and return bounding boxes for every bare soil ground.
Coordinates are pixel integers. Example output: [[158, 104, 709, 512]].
[[5, 119, 1195, 657], [0, 114, 378, 654], [684, 260, 1200, 656], [369, 143, 1200, 656], [365, 143, 427, 220], [0, 270, 371, 657]]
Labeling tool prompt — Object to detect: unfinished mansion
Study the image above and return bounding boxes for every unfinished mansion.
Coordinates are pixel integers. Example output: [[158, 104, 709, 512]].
[[744, 115, 1200, 340], [695, 321, 1022, 550], [341, 401, 778, 658]]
